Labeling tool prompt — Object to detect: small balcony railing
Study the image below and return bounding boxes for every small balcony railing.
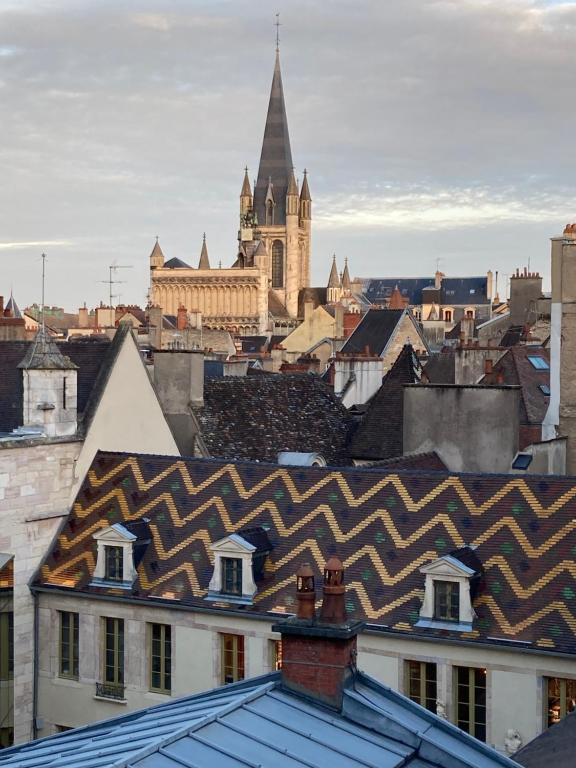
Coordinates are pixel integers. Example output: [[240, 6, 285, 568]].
[[95, 681, 125, 700]]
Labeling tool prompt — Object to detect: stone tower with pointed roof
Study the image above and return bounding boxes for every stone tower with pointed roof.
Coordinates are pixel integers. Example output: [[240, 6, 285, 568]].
[[148, 45, 311, 335], [238, 49, 311, 319]]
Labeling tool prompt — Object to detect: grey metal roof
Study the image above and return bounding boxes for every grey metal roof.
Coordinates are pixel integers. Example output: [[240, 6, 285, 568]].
[[0, 672, 519, 768], [253, 52, 293, 226]]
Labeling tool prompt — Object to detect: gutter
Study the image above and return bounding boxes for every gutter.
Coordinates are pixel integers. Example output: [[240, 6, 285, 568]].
[[32, 590, 39, 740]]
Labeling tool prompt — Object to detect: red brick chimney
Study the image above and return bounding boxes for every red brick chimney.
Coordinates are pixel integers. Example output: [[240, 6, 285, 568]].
[[272, 558, 364, 710], [177, 304, 188, 331]]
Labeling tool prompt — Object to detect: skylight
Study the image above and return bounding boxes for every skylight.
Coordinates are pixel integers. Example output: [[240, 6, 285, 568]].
[[512, 453, 533, 470], [539, 384, 551, 396], [527, 355, 549, 371]]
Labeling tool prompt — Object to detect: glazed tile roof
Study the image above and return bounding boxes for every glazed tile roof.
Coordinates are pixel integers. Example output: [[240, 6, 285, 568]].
[[37, 450, 576, 656], [194, 374, 354, 464], [0, 671, 517, 768], [349, 345, 422, 461]]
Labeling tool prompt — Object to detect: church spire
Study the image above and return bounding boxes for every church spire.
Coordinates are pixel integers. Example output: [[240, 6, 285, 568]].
[[341, 258, 351, 293], [241, 167, 252, 198], [328, 255, 340, 288], [254, 50, 294, 227], [198, 233, 210, 270]]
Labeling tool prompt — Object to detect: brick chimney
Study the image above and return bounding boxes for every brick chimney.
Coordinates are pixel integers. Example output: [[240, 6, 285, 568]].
[[272, 558, 364, 710], [177, 304, 188, 331]]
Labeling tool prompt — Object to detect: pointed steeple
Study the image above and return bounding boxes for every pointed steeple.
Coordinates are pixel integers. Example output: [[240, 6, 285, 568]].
[[300, 168, 311, 201], [388, 284, 405, 310], [341, 258, 351, 293], [254, 51, 294, 226], [198, 233, 210, 270], [287, 167, 298, 197], [328, 255, 340, 288], [241, 167, 252, 198], [5, 290, 22, 319]]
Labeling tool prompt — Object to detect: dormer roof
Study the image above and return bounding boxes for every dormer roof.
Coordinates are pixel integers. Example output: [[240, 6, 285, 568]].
[[18, 328, 78, 371]]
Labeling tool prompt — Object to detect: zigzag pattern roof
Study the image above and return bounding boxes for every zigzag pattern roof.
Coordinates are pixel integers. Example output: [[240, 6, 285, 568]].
[[38, 452, 576, 654]]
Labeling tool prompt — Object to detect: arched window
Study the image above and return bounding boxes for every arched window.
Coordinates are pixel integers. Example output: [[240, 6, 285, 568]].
[[444, 310, 452, 322], [272, 240, 284, 288], [266, 200, 275, 225]]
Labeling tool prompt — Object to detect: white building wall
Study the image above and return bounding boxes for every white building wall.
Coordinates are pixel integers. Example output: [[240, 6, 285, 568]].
[[36, 592, 576, 756]]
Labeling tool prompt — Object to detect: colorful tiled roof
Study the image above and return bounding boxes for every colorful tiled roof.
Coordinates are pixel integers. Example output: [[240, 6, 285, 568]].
[[37, 451, 576, 655]]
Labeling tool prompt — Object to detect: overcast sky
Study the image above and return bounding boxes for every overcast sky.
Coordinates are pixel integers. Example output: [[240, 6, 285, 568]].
[[1, 0, 575, 310]]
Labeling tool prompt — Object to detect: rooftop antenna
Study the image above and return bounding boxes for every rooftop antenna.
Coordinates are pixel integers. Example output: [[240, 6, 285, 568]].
[[99, 264, 133, 308], [275, 13, 281, 52], [41, 253, 46, 343]]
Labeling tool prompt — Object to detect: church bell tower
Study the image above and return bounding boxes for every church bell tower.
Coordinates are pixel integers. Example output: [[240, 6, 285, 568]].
[[239, 47, 311, 318]]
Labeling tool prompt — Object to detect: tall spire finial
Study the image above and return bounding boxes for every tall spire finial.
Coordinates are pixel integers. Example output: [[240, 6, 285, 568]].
[[275, 13, 281, 52]]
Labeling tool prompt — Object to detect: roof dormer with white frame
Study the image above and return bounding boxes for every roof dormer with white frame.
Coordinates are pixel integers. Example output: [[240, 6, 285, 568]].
[[416, 549, 481, 632], [91, 523, 137, 589]]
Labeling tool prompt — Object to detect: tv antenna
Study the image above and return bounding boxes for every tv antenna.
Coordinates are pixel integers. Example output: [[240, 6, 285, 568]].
[[99, 264, 133, 307]]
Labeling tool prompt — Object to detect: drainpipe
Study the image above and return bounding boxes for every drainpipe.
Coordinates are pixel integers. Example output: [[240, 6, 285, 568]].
[[32, 589, 39, 740]]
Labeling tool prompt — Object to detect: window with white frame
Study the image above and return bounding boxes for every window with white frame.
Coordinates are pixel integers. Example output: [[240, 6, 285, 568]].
[[91, 524, 137, 587], [416, 550, 480, 631]]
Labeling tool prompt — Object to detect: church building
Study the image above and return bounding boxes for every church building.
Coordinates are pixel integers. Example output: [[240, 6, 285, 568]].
[[149, 48, 311, 335]]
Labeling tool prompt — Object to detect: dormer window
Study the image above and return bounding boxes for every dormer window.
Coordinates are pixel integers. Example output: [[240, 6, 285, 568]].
[[91, 524, 138, 589], [434, 580, 460, 622], [207, 527, 272, 604], [417, 547, 482, 632]]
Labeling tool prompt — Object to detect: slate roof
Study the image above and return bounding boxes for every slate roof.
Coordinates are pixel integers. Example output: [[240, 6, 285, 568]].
[[514, 711, 576, 768], [422, 351, 456, 384], [481, 347, 550, 426], [37, 450, 576, 656], [163, 257, 192, 269], [356, 452, 448, 471], [238, 335, 268, 353], [0, 671, 517, 768], [363, 277, 489, 306], [268, 290, 290, 318], [193, 374, 353, 464], [340, 309, 405, 356], [0, 336, 113, 434], [349, 345, 422, 461]]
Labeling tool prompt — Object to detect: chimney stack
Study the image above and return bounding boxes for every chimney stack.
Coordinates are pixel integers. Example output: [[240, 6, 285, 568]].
[[177, 304, 188, 331], [272, 558, 364, 710]]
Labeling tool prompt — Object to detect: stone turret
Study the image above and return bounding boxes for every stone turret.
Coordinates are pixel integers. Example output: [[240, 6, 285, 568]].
[[327, 255, 341, 304], [18, 328, 78, 437], [149, 237, 164, 270], [240, 167, 253, 217]]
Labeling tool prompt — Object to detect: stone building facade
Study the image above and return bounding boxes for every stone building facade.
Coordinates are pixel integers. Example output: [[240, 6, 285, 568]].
[[149, 52, 311, 335]]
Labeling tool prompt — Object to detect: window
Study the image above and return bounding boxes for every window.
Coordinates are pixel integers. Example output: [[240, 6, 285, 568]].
[[0, 728, 13, 749], [540, 384, 551, 396], [221, 634, 244, 684], [434, 580, 460, 622], [59, 611, 79, 679], [270, 639, 282, 671], [546, 677, 576, 727], [149, 623, 171, 694], [222, 558, 242, 595], [0, 612, 13, 681], [271, 240, 284, 288], [528, 355, 549, 370], [105, 546, 124, 582], [104, 617, 124, 687], [405, 661, 437, 712], [512, 453, 533, 470], [454, 666, 486, 741], [444, 310, 452, 322]]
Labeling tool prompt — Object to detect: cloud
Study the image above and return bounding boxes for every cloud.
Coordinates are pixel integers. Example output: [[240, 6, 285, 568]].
[[0, 240, 74, 250]]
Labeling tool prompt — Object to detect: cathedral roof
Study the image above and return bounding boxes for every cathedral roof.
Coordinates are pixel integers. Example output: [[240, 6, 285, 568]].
[[253, 52, 293, 226], [198, 234, 210, 270], [164, 257, 192, 269]]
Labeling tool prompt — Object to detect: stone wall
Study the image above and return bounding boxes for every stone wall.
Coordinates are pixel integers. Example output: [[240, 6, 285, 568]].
[[0, 439, 81, 743]]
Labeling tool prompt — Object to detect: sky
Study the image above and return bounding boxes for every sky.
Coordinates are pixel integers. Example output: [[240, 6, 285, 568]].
[[1, 0, 576, 310]]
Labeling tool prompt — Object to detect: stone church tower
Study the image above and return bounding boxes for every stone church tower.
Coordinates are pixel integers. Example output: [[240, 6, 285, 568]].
[[149, 48, 311, 334], [238, 50, 311, 318]]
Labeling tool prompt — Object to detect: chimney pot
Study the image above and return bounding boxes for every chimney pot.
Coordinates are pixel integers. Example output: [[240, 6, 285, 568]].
[[296, 563, 316, 620], [484, 358, 493, 375], [320, 557, 346, 624]]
